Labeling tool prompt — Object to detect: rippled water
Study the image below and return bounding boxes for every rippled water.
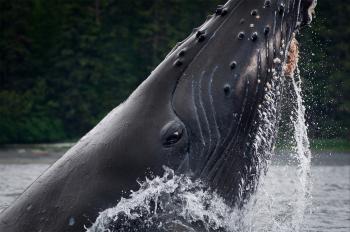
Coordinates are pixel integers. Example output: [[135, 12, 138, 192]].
[[262, 159, 350, 232], [0, 151, 349, 231]]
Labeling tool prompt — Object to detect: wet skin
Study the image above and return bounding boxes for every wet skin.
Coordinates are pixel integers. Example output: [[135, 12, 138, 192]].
[[0, 0, 315, 231]]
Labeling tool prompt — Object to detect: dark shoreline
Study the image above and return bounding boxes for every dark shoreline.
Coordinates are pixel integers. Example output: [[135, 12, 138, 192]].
[[0, 144, 349, 166], [1, 138, 349, 152]]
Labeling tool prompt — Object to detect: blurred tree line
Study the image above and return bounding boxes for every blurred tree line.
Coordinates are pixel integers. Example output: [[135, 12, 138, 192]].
[[0, 0, 348, 144]]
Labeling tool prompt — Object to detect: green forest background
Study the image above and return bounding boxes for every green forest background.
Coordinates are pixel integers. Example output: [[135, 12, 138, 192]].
[[0, 0, 349, 144]]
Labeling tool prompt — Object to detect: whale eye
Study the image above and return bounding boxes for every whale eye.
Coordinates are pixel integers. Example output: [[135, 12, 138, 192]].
[[164, 131, 183, 146], [161, 121, 184, 147]]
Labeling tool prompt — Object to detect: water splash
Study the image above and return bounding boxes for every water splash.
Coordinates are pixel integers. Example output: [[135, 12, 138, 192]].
[[288, 67, 313, 230], [87, 167, 240, 232], [240, 66, 313, 232]]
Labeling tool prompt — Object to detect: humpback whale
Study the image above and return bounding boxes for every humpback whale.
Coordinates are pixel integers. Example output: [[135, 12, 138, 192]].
[[0, 0, 316, 231]]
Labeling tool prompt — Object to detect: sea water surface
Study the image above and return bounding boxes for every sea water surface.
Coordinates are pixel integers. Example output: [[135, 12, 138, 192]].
[[0, 147, 349, 232]]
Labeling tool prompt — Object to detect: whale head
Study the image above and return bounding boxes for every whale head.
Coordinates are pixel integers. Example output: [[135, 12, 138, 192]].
[[158, 0, 317, 206]]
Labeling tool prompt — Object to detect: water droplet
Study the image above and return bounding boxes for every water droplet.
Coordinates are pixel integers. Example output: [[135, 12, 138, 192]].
[[251, 32, 258, 41], [266, 82, 272, 90], [68, 217, 75, 226], [237, 32, 245, 40], [250, 23, 255, 28]]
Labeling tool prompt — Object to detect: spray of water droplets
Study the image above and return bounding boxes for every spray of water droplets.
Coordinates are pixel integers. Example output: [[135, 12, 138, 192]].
[[239, 65, 313, 232], [288, 67, 313, 230], [87, 167, 241, 232]]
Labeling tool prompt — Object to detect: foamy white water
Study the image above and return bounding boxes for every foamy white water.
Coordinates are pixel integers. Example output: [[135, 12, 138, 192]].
[[289, 68, 313, 230]]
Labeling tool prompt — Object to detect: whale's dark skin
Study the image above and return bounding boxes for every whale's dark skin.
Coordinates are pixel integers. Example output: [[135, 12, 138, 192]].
[[0, 0, 315, 231]]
